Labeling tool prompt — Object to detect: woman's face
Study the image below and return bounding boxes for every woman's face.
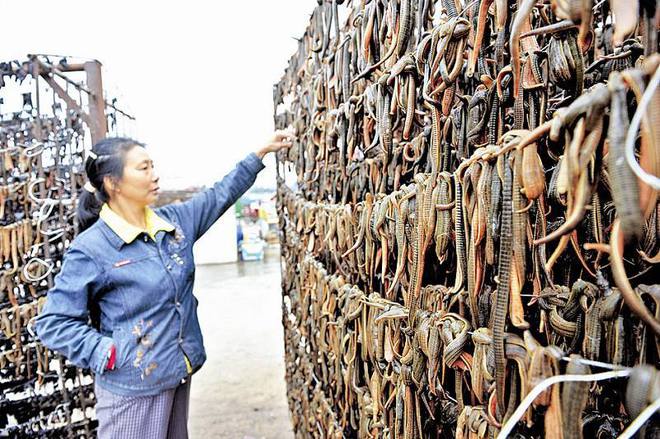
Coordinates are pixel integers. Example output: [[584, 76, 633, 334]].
[[109, 146, 160, 207]]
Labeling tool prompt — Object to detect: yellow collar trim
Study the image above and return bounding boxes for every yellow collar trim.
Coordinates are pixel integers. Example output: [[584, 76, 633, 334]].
[[100, 204, 174, 243]]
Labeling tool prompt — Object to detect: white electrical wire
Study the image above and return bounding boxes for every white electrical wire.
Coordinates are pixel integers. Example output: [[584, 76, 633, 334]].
[[22, 142, 44, 158], [625, 64, 660, 190], [618, 397, 660, 439], [561, 356, 629, 371], [22, 257, 53, 282], [497, 370, 631, 439]]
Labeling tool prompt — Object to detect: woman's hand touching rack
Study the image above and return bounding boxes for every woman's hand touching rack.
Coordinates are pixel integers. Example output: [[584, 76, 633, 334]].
[[256, 129, 294, 159]]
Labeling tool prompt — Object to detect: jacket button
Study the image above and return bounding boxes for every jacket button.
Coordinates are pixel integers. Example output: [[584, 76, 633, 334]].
[[175, 301, 181, 307], [144, 236, 149, 242], [178, 338, 183, 344]]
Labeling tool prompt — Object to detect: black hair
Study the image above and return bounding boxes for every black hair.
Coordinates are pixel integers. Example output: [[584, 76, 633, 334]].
[[77, 137, 145, 232]]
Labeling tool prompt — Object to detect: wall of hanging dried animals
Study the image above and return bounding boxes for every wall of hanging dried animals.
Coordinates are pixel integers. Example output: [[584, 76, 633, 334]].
[[273, 0, 660, 437], [0, 55, 134, 438]]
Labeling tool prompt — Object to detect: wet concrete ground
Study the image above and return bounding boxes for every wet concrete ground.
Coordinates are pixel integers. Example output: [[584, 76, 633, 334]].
[[189, 248, 294, 438]]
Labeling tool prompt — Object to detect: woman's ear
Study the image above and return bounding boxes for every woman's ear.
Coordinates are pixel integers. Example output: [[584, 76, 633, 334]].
[[103, 175, 120, 195]]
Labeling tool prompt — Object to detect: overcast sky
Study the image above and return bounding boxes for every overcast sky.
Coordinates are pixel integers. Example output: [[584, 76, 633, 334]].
[[2, 1, 313, 189]]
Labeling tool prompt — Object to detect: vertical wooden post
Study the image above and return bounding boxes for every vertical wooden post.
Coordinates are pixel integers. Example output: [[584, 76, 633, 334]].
[[84, 60, 107, 144]]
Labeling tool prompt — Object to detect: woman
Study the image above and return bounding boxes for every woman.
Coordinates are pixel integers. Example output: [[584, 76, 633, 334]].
[[34, 131, 292, 438]]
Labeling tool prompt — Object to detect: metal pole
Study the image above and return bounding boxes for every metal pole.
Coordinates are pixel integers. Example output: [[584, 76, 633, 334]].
[[83, 60, 107, 144]]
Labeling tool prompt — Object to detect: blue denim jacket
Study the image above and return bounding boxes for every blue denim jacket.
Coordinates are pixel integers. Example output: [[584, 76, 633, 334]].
[[35, 153, 265, 396]]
